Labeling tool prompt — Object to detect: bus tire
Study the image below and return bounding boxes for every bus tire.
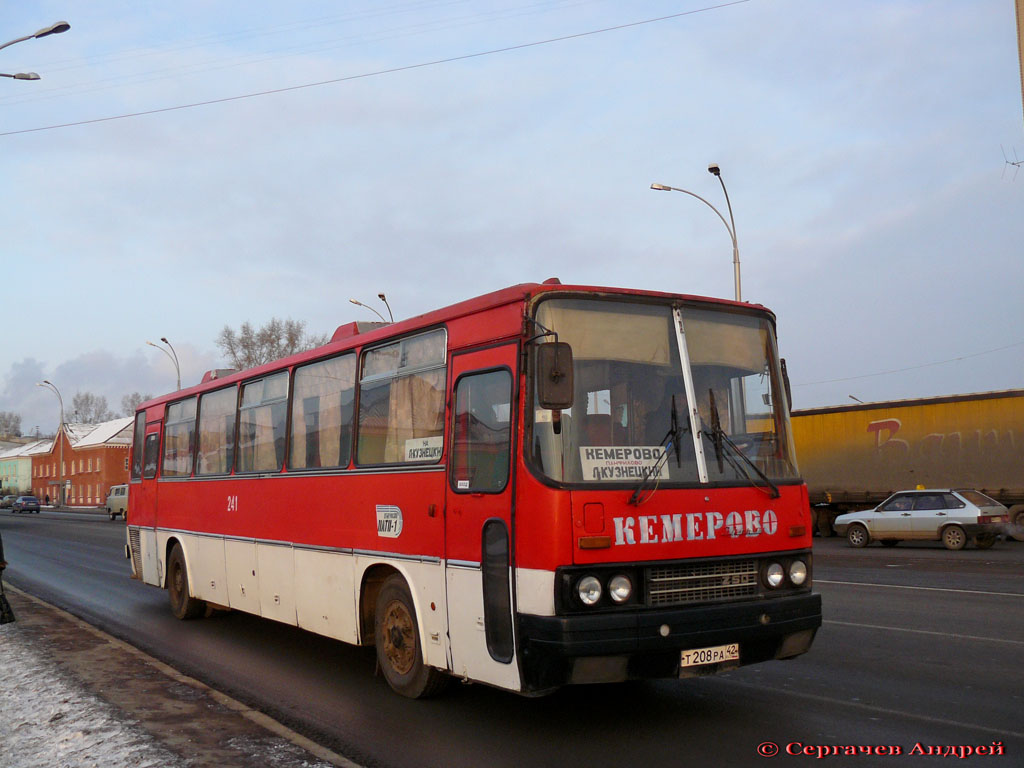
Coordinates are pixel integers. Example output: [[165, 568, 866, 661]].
[[374, 574, 448, 698], [168, 543, 206, 620]]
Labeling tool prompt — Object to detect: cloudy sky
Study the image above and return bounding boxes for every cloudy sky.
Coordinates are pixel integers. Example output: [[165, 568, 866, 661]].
[[1, 1, 1021, 434]]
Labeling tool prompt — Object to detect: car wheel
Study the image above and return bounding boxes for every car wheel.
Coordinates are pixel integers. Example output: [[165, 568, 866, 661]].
[[847, 523, 870, 548], [974, 533, 997, 550], [374, 574, 448, 698], [942, 525, 967, 551], [167, 543, 206, 620], [880, 539, 899, 547]]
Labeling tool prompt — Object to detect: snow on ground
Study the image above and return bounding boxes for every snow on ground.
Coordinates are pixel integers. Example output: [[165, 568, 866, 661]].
[[0, 621, 188, 768]]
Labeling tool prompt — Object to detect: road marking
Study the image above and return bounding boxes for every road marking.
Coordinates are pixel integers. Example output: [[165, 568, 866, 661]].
[[817, 579, 1024, 598], [717, 677, 1024, 741], [823, 619, 1024, 646]]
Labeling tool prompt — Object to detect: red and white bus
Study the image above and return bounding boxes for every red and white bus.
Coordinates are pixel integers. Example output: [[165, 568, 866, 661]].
[[126, 280, 821, 697]]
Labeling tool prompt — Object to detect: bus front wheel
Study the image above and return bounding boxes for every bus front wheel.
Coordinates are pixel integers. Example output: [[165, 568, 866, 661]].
[[374, 574, 448, 698], [168, 543, 206, 620]]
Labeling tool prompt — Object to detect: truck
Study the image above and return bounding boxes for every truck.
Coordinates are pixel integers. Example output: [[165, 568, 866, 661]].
[[791, 389, 1024, 538]]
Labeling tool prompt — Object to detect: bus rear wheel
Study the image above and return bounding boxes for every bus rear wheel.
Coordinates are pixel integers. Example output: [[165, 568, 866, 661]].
[[168, 543, 206, 620], [374, 574, 447, 698]]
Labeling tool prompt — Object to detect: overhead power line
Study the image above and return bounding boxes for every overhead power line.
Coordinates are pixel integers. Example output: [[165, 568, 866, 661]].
[[794, 340, 1024, 387], [0, 1, 750, 138]]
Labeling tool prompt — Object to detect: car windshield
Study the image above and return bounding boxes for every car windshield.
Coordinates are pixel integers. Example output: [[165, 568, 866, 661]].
[[528, 297, 799, 487]]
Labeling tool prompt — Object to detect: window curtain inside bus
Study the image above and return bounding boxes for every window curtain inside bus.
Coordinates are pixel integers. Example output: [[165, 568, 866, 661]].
[[238, 373, 288, 473], [290, 355, 356, 469], [197, 387, 237, 475], [357, 330, 446, 465], [162, 399, 196, 477]]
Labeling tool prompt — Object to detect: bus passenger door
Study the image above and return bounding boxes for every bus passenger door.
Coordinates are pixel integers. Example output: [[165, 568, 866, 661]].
[[445, 343, 520, 690]]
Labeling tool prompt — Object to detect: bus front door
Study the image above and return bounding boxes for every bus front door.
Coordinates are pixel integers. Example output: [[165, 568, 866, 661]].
[[444, 342, 520, 690]]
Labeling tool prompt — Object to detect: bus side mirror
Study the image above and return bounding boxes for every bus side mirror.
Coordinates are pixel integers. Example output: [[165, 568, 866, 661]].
[[537, 342, 574, 410], [780, 358, 792, 414]]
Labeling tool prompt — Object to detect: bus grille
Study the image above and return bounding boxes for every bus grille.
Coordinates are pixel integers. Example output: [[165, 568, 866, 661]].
[[646, 559, 759, 606], [129, 528, 143, 577]]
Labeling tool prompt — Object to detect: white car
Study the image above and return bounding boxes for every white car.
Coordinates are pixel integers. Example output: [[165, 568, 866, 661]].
[[834, 489, 1008, 551]]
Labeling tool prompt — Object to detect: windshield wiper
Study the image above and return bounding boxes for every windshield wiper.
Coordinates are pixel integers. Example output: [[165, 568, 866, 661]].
[[706, 390, 780, 499], [628, 396, 685, 506]]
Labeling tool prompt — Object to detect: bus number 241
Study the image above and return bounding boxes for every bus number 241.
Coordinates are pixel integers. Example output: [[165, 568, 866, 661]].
[[227, 495, 239, 513]]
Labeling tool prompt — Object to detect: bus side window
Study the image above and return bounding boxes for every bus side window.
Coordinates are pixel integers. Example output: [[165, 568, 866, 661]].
[[238, 372, 289, 473], [290, 354, 356, 470], [357, 330, 447, 465], [130, 412, 146, 480], [196, 387, 237, 476], [162, 398, 197, 477], [143, 434, 161, 479], [451, 370, 512, 493]]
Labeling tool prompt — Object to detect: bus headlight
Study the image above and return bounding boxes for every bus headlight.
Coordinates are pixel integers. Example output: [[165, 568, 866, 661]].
[[789, 560, 808, 586], [577, 576, 603, 606], [765, 562, 785, 588], [608, 574, 633, 604]]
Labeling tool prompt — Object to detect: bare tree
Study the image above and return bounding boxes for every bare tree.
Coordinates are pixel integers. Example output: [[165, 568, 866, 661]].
[[216, 318, 328, 370], [0, 411, 22, 437], [120, 392, 153, 417], [71, 392, 115, 424]]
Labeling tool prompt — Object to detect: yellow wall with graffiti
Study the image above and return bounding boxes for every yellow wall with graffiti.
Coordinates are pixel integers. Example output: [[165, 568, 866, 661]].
[[792, 390, 1024, 504]]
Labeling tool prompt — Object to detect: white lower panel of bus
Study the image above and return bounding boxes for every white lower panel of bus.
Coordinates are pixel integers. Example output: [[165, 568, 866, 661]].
[[138, 528, 452, 674], [445, 565, 520, 691]]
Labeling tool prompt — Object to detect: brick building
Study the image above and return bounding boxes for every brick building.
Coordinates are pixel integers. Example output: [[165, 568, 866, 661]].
[[31, 418, 133, 506]]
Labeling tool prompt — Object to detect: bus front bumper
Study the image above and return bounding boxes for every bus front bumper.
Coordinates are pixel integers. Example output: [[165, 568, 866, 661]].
[[517, 592, 821, 692]]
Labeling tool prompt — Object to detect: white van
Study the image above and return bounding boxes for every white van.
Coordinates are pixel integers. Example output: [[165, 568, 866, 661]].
[[105, 484, 128, 521]]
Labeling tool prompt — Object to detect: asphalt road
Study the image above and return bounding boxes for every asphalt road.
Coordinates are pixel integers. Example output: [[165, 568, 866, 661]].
[[2, 510, 1021, 767]]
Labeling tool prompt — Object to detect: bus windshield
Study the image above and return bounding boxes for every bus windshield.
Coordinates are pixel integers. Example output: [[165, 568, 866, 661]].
[[528, 297, 799, 487]]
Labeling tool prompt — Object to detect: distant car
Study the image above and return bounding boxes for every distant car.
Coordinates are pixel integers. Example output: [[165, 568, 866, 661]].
[[0, 495, 16, 509], [105, 484, 128, 521], [834, 489, 1008, 551], [12, 495, 41, 514]]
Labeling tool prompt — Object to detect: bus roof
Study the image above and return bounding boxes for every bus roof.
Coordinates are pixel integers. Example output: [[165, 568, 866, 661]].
[[138, 280, 771, 412]]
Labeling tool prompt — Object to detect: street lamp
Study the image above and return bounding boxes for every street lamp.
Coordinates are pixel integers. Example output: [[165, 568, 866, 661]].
[[651, 163, 741, 302], [147, 338, 181, 390], [0, 21, 70, 82], [0, 21, 71, 53], [36, 380, 65, 507], [349, 298, 388, 323]]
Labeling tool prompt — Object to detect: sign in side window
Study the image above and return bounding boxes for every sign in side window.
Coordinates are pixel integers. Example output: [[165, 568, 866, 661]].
[[197, 386, 237, 476], [238, 372, 289, 473], [451, 370, 512, 493], [290, 354, 356, 470], [357, 329, 446, 465], [130, 413, 146, 479], [162, 398, 197, 477]]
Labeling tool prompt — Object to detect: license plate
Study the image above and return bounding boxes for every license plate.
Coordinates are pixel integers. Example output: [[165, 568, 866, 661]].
[[680, 643, 740, 667]]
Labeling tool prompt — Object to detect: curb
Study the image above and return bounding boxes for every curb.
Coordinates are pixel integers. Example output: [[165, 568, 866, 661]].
[[6, 584, 362, 768]]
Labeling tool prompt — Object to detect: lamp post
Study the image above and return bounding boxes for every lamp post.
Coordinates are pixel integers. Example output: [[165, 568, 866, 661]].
[[349, 298, 388, 323], [0, 21, 70, 82], [651, 163, 741, 302], [147, 338, 181, 390], [36, 380, 65, 507]]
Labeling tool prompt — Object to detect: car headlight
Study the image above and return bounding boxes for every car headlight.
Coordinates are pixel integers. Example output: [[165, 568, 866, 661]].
[[789, 560, 808, 586], [765, 562, 785, 588], [608, 574, 633, 604], [577, 575, 603, 606]]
